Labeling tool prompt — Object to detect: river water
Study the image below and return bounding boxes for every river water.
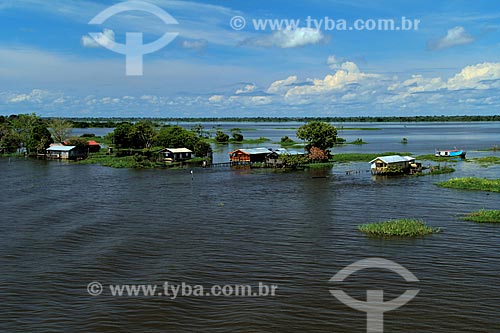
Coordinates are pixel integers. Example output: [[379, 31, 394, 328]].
[[1, 122, 500, 332]]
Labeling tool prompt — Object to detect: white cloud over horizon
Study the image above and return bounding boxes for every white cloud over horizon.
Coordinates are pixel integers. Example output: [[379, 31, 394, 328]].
[[2, 60, 500, 117]]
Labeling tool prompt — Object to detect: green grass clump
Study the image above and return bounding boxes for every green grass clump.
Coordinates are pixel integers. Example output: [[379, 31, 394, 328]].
[[358, 219, 441, 237], [463, 210, 500, 223], [78, 154, 138, 168], [305, 162, 334, 169], [478, 145, 500, 152], [416, 154, 462, 162], [332, 152, 411, 163], [414, 165, 455, 176], [467, 156, 500, 167], [437, 177, 500, 193], [348, 138, 368, 145]]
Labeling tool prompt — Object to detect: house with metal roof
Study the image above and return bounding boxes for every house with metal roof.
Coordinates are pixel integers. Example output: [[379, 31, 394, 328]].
[[369, 155, 419, 175], [229, 148, 273, 163], [159, 148, 193, 162], [46, 145, 86, 160]]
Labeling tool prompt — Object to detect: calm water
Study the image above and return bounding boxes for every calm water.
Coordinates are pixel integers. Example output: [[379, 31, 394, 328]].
[[1, 122, 500, 332]]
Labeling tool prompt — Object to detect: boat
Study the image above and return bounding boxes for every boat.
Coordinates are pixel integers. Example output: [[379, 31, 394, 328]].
[[435, 149, 466, 158]]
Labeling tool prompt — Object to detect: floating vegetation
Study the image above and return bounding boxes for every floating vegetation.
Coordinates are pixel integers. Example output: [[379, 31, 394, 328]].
[[332, 152, 412, 163], [437, 177, 500, 193], [463, 210, 500, 223], [466, 156, 500, 167], [414, 165, 455, 176], [416, 154, 461, 162], [349, 138, 368, 145], [358, 219, 441, 237], [478, 145, 500, 152]]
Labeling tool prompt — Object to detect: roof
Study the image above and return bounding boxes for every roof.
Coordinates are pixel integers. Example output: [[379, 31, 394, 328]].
[[162, 148, 192, 153], [47, 146, 76, 152], [273, 148, 304, 155], [87, 140, 100, 146], [369, 155, 415, 164], [230, 148, 272, 155]]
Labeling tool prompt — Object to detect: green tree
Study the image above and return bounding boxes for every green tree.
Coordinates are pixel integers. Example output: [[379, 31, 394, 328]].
[[7, 114, 52, 154], [190, 124, 210, 138], [230, 128, 244, 142], [193, 140, 212, 157], [215, 130, 229, 143], [49, 118, 73, 143], [28, 124, 53, 154], [297, 121, 337, 151], [112, 122, 133, 148], [130, 121, 157, 149]]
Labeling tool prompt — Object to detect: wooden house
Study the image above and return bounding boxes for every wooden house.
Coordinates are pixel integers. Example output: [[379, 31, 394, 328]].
[[46, 145, 85, 160], [229, 148, 272, 163], [369, 155, 419, 175], [159, 148, 193, 162], [87, 140, 101, 153]]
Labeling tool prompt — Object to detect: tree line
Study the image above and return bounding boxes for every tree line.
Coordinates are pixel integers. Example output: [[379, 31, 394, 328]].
[[57, 115, 500, 127]]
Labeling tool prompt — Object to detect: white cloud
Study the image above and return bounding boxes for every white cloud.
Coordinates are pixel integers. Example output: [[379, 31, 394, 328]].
[[389, 62, 500, 94], [327, 55, 341, 69], [282, 61, 379, 98], [208, 95, 224, 103], [235, 84, 256, 94], [447, 62, 500, 90], [267, 75, 298, 94], [243, 28, 326, 48], [1, 56, 500, 117], [81, 29, 115, 48], [428, 26, 474, 50]]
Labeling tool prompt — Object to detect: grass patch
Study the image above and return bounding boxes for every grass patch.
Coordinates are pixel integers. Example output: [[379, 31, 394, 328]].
[[210, 137, 271, 144], [348, 138, 368, 145], [416, 154, 462, 162], [466, 156, 500, 167], [437, 177, 500, 193], [332, 152, 412, 163], [463, 210, 500, 223], [478, 145, 500, 152], [234, 137, 271, 144], [358, 219, 441, 237], [305, 162, 334, 168], [78, 154, 138, 168], [77, 152, 164, 169], [414, 165, 455, 176]]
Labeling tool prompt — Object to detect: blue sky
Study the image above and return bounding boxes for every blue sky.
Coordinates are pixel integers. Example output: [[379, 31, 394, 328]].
[[0, 0, 499, 117]]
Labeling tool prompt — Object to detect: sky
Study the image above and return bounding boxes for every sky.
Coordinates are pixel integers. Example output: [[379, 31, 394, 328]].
[[0, 0, 499, 117]]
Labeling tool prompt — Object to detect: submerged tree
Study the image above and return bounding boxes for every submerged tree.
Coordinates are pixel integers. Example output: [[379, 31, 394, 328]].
[[297, 121, 337, 151], [215, 130, 229, 143]]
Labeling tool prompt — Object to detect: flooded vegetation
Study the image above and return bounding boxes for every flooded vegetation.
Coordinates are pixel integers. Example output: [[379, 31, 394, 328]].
[[358, 219, 442, 237]]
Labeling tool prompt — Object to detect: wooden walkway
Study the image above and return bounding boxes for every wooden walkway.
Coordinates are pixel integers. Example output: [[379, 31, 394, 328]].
[[206, 161, 261, 168]]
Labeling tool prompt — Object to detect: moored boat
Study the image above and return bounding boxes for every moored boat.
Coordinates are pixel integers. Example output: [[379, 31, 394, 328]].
[[435, 149, 466, 158]]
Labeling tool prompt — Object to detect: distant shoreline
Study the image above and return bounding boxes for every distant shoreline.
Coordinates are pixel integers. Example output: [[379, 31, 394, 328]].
[[35, 115, 500, 128]]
